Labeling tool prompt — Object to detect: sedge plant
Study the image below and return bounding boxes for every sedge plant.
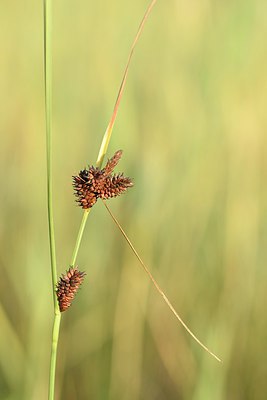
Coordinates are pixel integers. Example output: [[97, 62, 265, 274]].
[[44, 0, 221, 398]]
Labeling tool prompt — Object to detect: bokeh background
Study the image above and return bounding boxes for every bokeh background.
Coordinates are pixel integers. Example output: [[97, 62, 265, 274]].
[[1, 0, 267, 399]]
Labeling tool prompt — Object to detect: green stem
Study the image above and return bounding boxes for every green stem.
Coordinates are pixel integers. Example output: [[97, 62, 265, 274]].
[[71, 210, 90, 266], [44, 0, 61, 399], [48, 311, 61, 400], [44, 0, 57, 308]]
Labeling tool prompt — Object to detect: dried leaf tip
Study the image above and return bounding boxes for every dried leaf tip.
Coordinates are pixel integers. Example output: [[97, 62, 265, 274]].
[[73, 150, 133, 209], [56, 267, 86, 312]]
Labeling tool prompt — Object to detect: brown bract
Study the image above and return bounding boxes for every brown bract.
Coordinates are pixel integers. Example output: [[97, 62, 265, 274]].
[[72, 150, 133, 209]]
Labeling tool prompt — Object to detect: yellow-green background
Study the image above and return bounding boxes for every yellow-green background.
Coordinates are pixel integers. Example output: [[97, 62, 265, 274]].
[[1, 1, 267, 399]]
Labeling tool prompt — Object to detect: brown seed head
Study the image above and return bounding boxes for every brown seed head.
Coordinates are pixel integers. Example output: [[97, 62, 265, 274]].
[[100, 174, 133, 199], [56, 266, 86, 312], [72, 150, 133, 209]]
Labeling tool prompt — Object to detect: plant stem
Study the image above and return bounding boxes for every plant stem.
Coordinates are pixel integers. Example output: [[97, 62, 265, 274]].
[[44, 0, 61, 399], [44, 0, 57, 308], [71, 210, 90, 266], [48, 311, 61, 400], [70, 0, 157, 266]]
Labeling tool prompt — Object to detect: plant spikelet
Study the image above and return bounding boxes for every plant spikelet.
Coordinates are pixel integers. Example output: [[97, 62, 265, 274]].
[[72, 150, 133, 209], [56, 267, 86, 312]]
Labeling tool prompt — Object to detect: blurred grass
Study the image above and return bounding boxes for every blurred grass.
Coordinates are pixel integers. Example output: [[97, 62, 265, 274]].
[[1, 0, 267, 399]]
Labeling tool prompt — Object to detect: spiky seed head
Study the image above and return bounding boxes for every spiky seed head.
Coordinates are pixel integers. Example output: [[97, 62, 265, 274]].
[[56, 267, 86, 312], [72, 150, 133, 209], [100, 174, 133, 199]]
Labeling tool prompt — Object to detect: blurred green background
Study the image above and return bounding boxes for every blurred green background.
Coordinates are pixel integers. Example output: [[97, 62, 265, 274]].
[[1, 0, 267, 399]]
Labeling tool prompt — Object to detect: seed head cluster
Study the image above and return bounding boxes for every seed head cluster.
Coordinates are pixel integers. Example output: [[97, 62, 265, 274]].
[[56, 267, 86, 312], [73, 150, 133, 209]]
